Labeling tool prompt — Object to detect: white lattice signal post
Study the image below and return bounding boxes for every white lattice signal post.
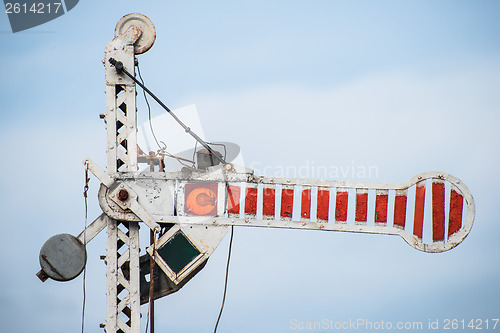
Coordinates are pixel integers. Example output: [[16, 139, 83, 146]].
[[101, 13, 159, 333], [37, 13, 475, 333]]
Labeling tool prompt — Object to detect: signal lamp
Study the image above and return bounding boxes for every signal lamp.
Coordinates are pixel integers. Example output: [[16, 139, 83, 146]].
[[184, 183, 218, 216]]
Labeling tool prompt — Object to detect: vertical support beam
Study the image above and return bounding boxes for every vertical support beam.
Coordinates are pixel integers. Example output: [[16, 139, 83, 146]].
[[105, 32, 140, 173], [129, 223, 141, 333], [148, 156, 156, 333], [104, 28, 143, 333], [105, 219, 118, 333], [105, 221, 141, 333], [217, 182, 226, 217], [105, 85, 118, 173], [106, 219, 141, 333]]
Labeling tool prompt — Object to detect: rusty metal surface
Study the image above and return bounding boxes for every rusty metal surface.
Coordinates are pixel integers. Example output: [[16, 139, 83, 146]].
[[137, 148, 164, 171], [117, 189, 129, 201], [114, 13, 156, 54]]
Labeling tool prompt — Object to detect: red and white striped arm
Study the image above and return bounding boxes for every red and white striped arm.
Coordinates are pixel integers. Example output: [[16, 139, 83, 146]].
[[174, 171, 474, 253]]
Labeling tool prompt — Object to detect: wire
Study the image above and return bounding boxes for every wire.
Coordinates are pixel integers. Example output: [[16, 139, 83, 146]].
[[138, 61, 197, 169], [82, 163, 90, 333], [137, 61, 161, 150], [157, 148, 195, 168], [207, 142, 227, 161], [213, 225, 234, 333], [213, 157, 233, 333], [109, 58, 225, 165]]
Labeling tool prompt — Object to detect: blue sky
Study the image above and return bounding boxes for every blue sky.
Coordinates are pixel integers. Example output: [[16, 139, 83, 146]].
[[1, 1, 499, 332]]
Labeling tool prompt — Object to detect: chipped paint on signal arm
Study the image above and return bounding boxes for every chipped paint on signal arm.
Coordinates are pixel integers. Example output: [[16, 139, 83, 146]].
[[227, 184, 240, 216], [393, 189, 408, 229], [334, 188, 347, 223], [355, 188, 368, 224], [375, 189, 389, 225], [262, 185, 276, 219], [300, 187, 311, 221], [316, 187, 330, 222], [280, 185, 294, 220], [88, 158, 475, 254], [244, 184, 258, 217], [432, 180, 446, 242], [448, 184, 464, 236]]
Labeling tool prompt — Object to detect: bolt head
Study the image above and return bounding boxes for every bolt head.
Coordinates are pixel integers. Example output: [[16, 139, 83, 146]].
[[117, 189, 129, 201]]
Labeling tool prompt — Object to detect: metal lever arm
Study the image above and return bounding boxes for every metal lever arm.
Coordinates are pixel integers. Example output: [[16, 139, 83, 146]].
[[36, 213, 108, 282]]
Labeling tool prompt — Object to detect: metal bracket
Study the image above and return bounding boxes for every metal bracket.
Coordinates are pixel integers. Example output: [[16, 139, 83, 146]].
[[107, 181, 161, 232], [84, 158, 161, 233]]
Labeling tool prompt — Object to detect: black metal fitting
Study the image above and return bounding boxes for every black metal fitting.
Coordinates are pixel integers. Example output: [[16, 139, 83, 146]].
[[108, 57, 124, 73]]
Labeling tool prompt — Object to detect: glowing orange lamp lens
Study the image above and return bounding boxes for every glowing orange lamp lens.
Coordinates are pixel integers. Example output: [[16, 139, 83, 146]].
[[185, 183, 218, 216]]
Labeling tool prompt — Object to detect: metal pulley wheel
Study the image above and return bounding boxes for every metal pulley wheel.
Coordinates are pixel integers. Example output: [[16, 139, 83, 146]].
[[39, 234, 87, 282], [115, 13, 156, 54]]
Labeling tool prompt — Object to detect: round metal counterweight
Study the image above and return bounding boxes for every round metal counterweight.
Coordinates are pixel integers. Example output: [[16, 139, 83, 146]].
[[39, 234, 87, 282]]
